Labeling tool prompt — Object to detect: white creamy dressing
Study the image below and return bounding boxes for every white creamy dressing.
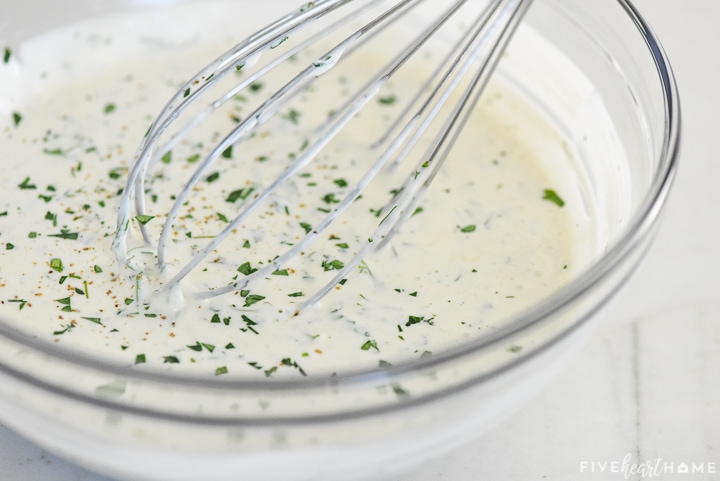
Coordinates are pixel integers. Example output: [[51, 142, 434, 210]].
[[0, 1, 589, 378]]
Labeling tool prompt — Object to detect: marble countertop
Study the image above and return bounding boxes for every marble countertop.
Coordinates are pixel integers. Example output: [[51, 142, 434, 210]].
[[2, 1, 717, 480]]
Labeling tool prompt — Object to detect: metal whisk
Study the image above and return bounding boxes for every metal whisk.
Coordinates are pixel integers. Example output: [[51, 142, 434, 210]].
[[112, 0, 533, 312]]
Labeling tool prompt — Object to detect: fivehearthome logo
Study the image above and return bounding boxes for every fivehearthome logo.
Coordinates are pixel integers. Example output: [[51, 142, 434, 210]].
[[580, 454, 717, 478]]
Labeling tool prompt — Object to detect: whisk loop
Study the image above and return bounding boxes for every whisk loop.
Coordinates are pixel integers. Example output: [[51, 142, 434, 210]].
[[113, 0, 533, 313]]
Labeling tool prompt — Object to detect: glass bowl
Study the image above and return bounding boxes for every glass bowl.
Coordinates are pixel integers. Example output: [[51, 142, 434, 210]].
[[0, 1, 679, 480]]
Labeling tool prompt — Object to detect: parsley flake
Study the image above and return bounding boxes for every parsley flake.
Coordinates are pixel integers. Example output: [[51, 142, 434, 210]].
[[361, 340, 379, 351], [226, 187, 254, 203], [49, 258, 64, 272], [542, 189, 565, 207], [321, 259, 344, 271], [48, 230, 79, 240], [243, 294, 265, 307], [18, 177, 37, 190], [135, 215, 155, 225]]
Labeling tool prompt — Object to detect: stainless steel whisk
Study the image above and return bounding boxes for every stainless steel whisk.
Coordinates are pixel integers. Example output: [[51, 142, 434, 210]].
[[113, 0, 533, 311]]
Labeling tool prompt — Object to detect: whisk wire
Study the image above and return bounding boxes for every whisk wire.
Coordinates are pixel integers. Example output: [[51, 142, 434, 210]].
[[114, 0, 367, 261], [114, 0, 534, 312], [296, 0, 534, 311], [157, 0, 466, 285]]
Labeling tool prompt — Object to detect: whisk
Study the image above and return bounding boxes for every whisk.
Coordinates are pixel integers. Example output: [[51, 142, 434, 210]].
[[112, 0, 533, 312]]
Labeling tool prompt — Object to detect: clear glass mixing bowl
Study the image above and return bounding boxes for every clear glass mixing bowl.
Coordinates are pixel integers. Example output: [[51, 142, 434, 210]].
[[0, 1, 679, 480]]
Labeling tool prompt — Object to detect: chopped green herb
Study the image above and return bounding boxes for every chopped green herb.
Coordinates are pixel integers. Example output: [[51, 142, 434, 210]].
[[542, 189, 565, 207], [288, 292, 303, 297], [222, 145, 233, 159], [104, 103, 116, 114], [12, 112, 22, 127], [378, 94, 397, 105], [508, 345, 523, 353], [187, 341, 215, 352], [163, 355, 180, 364], [281, 358, 307, 376], [300, 222, 312, 234], [108, 167, 126, 180], [135, 354, 147, 364], [358, 260, 373, 276], [243, 294, 265, 307], [47, 230, 79, 240], [226, 187, 254, 203], [321, 259, 344, 271], [18, 177, 37, 190], [81, 317, 103, 325], [217, 212, 229, 223], [269, 36, 289, 49], [53, 324, 75, 335], [206, 172, 220, 183], [361, 340, 379, 351], [215, 366, 229, 376], [135, 215, 155, 225], [241, 314, 259, 334], [3, 47, 10, 64], [459, 224, 476, 233], [49, 258, 64, 272], [5, 243, 14, 250], [406, 315, 435, 327], [55, 296, 72, 312], [45, 211, 57, 226], [94, 265, 103, 273], [392, 383, 409, 398], [187, 153, 201, 163], [284, 109, 301, 124], [8, 299, 27, 310], [161, 151, 172, 164], [237, 262, 258, 276], [321, 193, 340, 204]]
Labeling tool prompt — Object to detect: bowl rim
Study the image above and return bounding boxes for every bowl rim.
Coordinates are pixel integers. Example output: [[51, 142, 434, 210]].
[[0, 0, 680, 423]]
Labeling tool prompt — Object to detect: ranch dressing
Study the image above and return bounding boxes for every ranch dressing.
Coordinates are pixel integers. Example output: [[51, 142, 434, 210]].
[[0, 1, 589, 379]]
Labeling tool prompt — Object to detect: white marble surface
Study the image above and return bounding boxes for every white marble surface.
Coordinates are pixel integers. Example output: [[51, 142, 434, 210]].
[[1, 1, 718, 480]]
